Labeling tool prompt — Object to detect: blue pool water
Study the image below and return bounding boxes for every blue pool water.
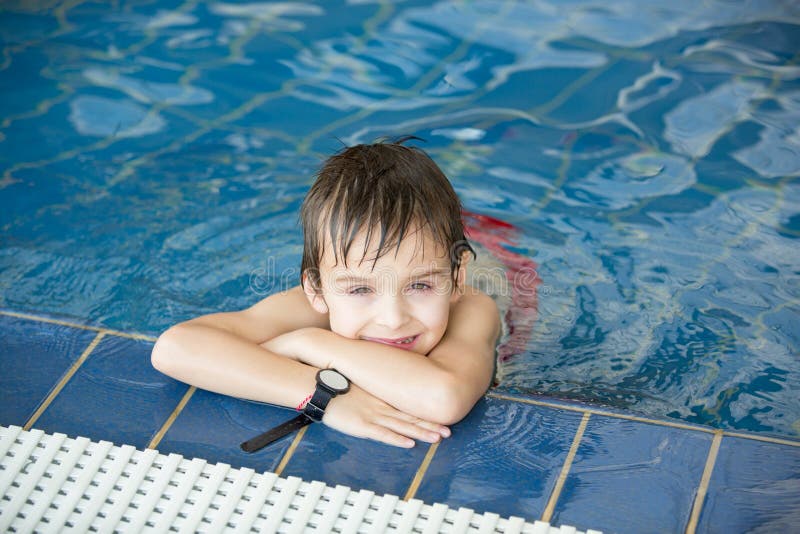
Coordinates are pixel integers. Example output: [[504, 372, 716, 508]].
[[1, 1, 799, 439]]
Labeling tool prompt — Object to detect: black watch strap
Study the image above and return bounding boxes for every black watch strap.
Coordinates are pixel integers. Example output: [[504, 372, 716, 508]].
[[240, 414, 312, 453], [303, 386, 334, 422], [240, 370, 349, 454]]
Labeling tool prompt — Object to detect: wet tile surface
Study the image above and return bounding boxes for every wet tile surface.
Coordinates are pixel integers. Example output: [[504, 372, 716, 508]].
[[3, 315, 800, 532], [282, 421, 431, 497], [551, 416, 712, 534], [156, 388, 298, 473], [0, 314, 98, 426], [697, 435, 800, 531], [415, 397, 584, 519], [33, 334, 188, 449]]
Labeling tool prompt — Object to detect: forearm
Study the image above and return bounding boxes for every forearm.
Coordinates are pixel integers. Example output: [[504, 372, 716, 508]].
[[152, 323, 451, 448], [293, 329, 462, 421], [151, 323, 318, 408]]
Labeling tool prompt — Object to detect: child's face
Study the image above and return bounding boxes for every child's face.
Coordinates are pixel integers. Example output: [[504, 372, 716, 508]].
[[304, 226, 463, 355]]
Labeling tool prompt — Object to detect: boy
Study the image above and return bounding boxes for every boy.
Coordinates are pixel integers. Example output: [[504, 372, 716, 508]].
[[151, 140, 500, 448]]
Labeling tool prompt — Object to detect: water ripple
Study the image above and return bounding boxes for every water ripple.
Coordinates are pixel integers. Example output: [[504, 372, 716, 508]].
[[562, 152, 696, 210], [68, 95, 165, 138], [83, 68, 213, 106], [664, 80, 767, 159]]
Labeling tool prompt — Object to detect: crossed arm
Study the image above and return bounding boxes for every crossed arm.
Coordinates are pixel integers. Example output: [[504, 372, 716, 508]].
[[151, 286, 499, 447]]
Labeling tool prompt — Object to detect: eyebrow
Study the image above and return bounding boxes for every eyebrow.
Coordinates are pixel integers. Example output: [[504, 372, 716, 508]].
[[333, 268, 451, 283]]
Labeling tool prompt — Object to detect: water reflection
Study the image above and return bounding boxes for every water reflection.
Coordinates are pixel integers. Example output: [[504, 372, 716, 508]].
[[0, 0, 798, 437]]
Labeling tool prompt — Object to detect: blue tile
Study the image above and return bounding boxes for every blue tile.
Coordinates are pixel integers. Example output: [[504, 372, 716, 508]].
[[415, 398, 584, 519], [553, 416, 711, 534], [0, 314, 98, 426], [156, 388, 300, 472], [697, 436, 800, 531], [281, 420, 430, 497], [34, 335, 188, 449]]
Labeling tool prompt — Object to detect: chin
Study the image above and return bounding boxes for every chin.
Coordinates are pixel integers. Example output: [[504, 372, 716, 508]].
[[414, 340, 435, 356]]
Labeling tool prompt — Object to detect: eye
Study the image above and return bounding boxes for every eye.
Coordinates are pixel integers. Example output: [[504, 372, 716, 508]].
[[348, 286, 372, 295], [409, 281, 432, 292]]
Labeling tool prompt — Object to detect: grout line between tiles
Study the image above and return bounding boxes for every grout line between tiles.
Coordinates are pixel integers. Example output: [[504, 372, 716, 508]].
[[0, 310, 156, 341], [541, 412, 590, 523], [723, 430, 800, 447], [6, 310, 800, 449], [148, 386, 197, 450], [404, 441, 440, 501], [685, 430, 723, 534], [24, 331, 106, 430], [297, 0, 515, 151], [274, 424, 309, 477], [488, 392, 715, 434], [488, 392, 800, 447]]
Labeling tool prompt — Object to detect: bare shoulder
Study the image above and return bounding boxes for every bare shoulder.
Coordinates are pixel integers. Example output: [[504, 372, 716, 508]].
[[184, 286, 329, 344], [244, 285, 330, 332], [453, 284, 500, 318], [428, 285, 499, 381], [247, 286, 321, 317], [445, 285, 501, 344]]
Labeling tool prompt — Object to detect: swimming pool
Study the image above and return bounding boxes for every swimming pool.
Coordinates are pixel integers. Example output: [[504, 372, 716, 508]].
[[1, 1, 798, 439]]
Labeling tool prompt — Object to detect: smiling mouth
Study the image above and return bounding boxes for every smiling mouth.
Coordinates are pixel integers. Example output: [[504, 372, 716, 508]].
[[362, 334, 420, 349]]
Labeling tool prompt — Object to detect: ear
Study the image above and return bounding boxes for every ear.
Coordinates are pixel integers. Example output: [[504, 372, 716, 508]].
[[302, 272, 329, 315], [450, 251, 470, 303]]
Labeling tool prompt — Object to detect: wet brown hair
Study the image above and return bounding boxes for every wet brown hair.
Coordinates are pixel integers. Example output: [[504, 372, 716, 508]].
[[300, 137, 474, 291]]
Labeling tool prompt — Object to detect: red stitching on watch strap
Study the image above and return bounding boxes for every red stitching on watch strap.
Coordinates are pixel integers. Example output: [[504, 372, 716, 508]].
[[295, 393, 312, 411]]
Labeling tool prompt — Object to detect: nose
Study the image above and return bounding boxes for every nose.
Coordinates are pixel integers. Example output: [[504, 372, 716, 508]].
[[375, 294, 410, 330]]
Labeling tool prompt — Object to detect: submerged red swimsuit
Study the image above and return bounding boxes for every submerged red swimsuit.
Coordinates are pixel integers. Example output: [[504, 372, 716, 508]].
[[462, 210, 540, 364]]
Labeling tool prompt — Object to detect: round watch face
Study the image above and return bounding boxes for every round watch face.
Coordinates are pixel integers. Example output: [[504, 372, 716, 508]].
[[318, 369, 349, 392]]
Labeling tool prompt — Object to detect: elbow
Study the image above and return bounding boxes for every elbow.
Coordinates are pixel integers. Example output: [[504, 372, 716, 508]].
[[150, 325, 184, 376], [426, 376, 480, 426]]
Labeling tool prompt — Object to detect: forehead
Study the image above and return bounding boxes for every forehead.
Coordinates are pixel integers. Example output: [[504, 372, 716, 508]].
[[319, 224, 449, 273]]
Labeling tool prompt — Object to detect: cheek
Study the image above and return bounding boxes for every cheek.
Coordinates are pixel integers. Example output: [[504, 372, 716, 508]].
[[324, 296, 367, 338], [328, 315, 359, 339], [412, 297, 451, 333]]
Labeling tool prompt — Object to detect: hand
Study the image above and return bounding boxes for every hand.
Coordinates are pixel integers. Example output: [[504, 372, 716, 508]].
[[323, 385, 451, 448]]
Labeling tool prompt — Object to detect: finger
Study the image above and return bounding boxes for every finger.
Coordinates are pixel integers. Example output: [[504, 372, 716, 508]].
[[415, 419, 450, 438], [376, 415, 442, 444], [383, 410, 451, 438], [364, 424, 416, 449]]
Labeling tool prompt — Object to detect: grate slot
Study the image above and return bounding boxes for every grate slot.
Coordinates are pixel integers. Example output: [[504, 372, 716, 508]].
[[316, 484, 351, 532], [149, 457, 206, 532], [45, 439, 113, 532], [15, 434, 88, 532], [422, 502, 450, 534], [94, 448, 158, 531], [123, 452, 181, 533], [261, 475, 301, 532], [286, 479, 325, 534], [0, 431, 66, 531], [179, 461, 229, 532], [0, 428, 44, 498], [69, 444, 136, 532], [397, 498, 425, 532], [236, 471, 278, 530], [204, 466, 254, 532], [371, 493, 399, 532], [0, 426, 24, 461]]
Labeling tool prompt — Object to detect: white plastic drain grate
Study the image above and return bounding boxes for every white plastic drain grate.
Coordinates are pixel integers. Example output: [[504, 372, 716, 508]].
[[0, 425, 600, 533]]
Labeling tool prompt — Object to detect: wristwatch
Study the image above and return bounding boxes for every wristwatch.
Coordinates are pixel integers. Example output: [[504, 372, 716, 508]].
[[240, 368, 350, 453], [303, 368, 351, 421]]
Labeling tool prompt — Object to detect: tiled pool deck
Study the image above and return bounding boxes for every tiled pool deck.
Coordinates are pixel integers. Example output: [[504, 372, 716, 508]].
[[2, 310, 798, 533]]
